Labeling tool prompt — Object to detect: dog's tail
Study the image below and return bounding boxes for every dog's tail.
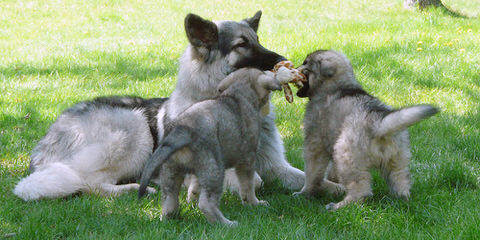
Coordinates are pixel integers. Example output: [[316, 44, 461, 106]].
[[138, 127, 193, 198], [375, 104, 439, 137], [13, 162, 84, 201]]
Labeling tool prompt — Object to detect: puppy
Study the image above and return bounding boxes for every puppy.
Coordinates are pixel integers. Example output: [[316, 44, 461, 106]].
[[294, 50, 438, 210], [139, 67, 294, 225]]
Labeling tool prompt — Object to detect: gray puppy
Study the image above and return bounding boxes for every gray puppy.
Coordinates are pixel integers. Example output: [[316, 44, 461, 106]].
[[294, 50, 438, 210], [139, 68, 292, 225]]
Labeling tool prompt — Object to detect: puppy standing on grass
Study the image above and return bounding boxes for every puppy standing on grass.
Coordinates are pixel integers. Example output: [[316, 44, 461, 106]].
[[294, 50, 438, 210], [139, 67, 295, 225]]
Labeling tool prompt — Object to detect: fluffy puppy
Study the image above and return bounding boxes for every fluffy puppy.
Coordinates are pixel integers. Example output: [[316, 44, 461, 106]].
[[139, 67, 294, 225], [294, 50, 438, 210]]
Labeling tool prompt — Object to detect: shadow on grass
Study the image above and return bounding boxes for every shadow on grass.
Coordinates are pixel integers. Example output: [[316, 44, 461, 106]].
[[0, 54, 177, 81], [344, 43, 478, 92]]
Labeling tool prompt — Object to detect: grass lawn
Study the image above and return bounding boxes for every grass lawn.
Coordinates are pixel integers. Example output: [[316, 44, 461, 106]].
[[1, 0, 479, 238]]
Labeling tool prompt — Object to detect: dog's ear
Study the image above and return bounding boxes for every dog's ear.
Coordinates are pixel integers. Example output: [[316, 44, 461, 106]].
[[243, 11, 262, 32], [320, 60, 336, 78], [258, 74, 282, 91], [185, 13, 218, 47], [217, 72, 238, 93]]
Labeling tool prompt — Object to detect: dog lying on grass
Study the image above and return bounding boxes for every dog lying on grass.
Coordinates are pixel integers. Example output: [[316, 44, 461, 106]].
[[139, 67, 295, 225], [294, 50, 438, 210]]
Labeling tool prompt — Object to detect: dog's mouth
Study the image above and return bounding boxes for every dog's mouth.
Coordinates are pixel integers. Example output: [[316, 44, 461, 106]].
[[296, 70, 310, 98]]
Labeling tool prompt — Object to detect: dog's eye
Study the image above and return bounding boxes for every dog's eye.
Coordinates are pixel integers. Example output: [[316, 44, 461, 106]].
[[233, 36, 249, 49], [233, 41, 248, 49]]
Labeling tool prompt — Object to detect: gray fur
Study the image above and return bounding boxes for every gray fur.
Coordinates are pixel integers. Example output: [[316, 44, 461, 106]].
[[294, 50, 438, 210], [14, 97, 165, 200], [140, 68, 282, 225], [13, 11, 304, 201], [157, 11, 305, 198]]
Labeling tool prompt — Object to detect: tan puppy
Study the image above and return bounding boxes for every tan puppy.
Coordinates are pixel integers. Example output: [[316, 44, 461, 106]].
[[294, 50, 438, 210]]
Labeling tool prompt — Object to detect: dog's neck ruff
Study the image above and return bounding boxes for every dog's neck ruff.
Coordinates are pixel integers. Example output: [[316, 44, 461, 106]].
[[167, 46, 233, 119]]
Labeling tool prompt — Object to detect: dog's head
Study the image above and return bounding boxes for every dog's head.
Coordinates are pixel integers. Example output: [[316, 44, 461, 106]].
[[217, 68, 282, 105], [184, 11, 286, 73], [296, 50, 356, 98]]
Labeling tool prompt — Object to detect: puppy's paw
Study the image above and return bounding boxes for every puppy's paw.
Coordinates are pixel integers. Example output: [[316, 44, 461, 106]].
[[396, 190, 410, 201], [292, 191, 304, 197], [292, 190, 314, 198], [325, 202, 339, 211], [322, 180, 345, 196], [187, 191, 199, 203], [276, 66, 295, 84], [227, 220, 239, 227], [256, 200, 269, 206], [146, 187, 157, 194]]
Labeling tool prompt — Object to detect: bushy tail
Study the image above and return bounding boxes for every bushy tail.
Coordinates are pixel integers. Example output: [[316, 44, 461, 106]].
[[13, 162, 84, 201], [138, 127, 192, 198], [375, 104, 439, 137]]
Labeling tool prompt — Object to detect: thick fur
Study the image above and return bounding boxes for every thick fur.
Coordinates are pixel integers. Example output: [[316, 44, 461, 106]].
[[14, 12, 304, 201], [294, 50, 439, 210], [155, 11, 305, 197], [14, 97, 166, 200], [139, 68, 285, 225]]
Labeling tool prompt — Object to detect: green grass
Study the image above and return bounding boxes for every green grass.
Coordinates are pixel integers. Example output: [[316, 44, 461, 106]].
[[1, 0, 479, 239]]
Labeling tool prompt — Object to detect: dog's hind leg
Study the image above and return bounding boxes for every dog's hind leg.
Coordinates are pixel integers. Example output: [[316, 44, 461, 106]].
[[294, 151, 343, 197], [158, 164, 185, 220], [385, 152, 412, 200], [255, 110, 305, 190], [198, 188, 237, 226], [186, 174, 200, 203], [326, 167, 372, 211], [196, 155, 236, 226], [235, 162, 268, 206]]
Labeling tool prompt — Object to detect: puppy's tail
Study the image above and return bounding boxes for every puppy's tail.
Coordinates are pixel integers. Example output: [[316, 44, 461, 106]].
[[138, 127, 193, 198], [13, 162, 84, 201], [375, 104, 439, 137]]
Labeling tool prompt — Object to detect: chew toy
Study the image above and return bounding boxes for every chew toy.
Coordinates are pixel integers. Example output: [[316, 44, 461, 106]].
[[271, 61, 306, 103]]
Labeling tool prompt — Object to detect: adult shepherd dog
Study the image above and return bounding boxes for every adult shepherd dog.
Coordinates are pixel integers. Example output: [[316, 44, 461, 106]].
[[14, 11, 305, 201]]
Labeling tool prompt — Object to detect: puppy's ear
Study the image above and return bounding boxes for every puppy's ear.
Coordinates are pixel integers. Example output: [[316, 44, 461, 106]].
[[243, 11, 262, 32], [258, 74, 282, 91], [185, 13, 218, 47], [217, 72, 238, 93], [320, 60, 336, 78]]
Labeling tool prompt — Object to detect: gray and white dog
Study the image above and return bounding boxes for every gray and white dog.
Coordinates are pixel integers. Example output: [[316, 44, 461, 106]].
[[14, 96, 166, 200], [13, 12, 304, 201], [294, 50, 438, 210], [139, 68, 290, 225], [156, 11, 305, 198]]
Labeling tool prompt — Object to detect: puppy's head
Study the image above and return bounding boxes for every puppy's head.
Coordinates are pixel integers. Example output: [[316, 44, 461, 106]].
[[296, 50, 355, 98], [217, 68, 282, 104]]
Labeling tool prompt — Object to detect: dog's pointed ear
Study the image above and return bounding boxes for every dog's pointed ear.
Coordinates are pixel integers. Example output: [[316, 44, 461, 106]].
[[320, 60, 336, 78], [185, 13, 218, 47], [243, 11, 262, 32], [258, 74, 282, 91]]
